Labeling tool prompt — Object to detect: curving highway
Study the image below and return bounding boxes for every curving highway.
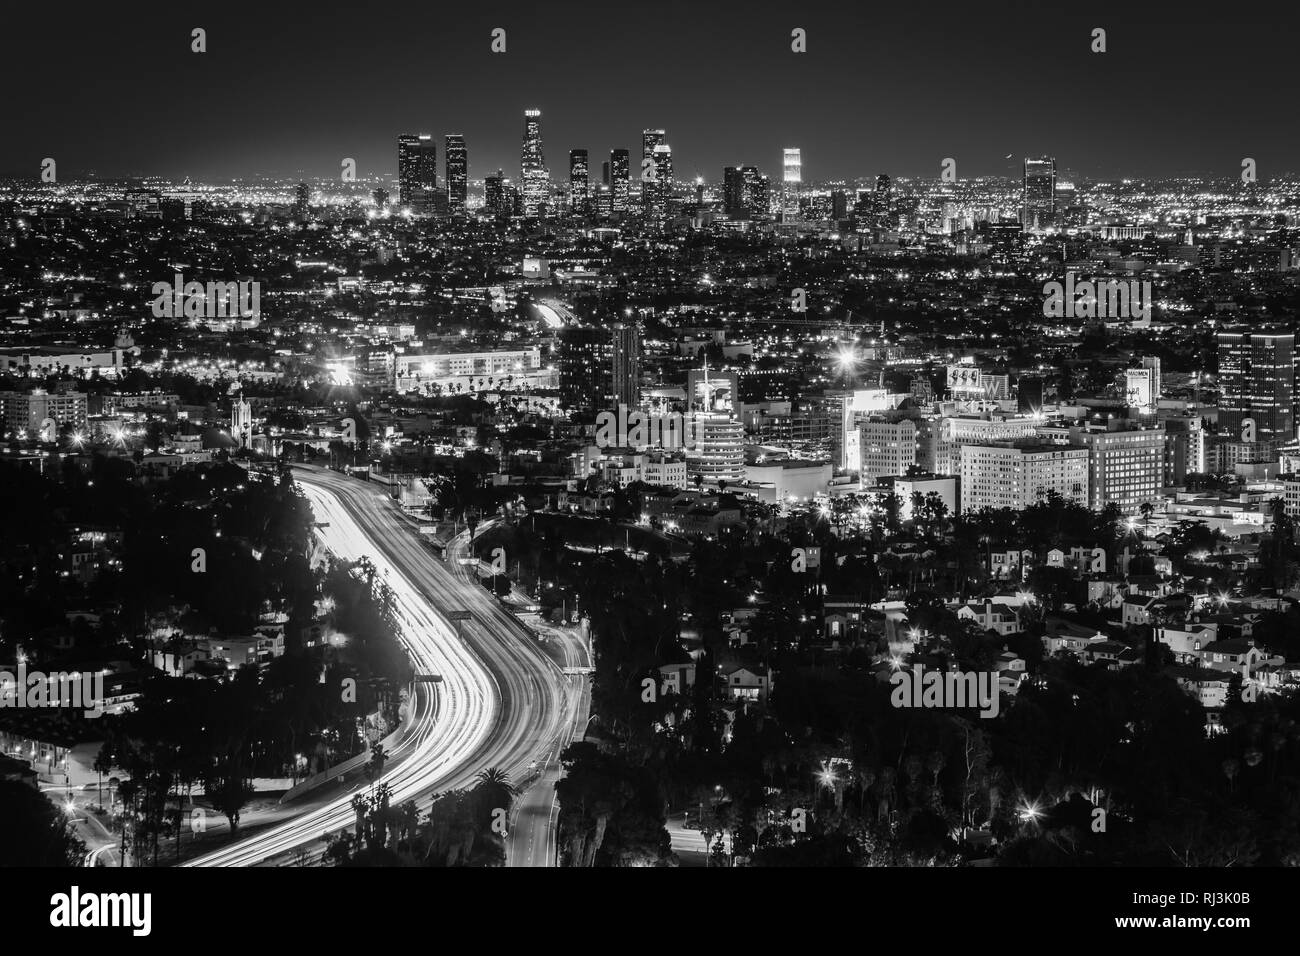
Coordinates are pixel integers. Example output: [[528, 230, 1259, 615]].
[[185, 464, 571, 866]]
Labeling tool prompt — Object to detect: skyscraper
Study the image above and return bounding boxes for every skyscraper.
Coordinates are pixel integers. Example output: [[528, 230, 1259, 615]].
[[872, 174, 892, 231], [648, 143, 672, 217], [1021, 157, 1056, 231], [398, 133, 437, 211], [520, 109, 549, 217], [641, 129, 665, 168], [293, 182, 309, 218], [612, 324, 641, 409], [782, 148, 801, 221], [445, 134, 467, 215], [609, 148, 630, 213], [1217, 331, 1296, 443], [724, 165, 763, 220], [569, 149, 589, 214], [558, 327, 613, 412]]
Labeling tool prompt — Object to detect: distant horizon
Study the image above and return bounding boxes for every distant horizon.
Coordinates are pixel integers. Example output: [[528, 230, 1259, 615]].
[[4, 1, 1294, 184]]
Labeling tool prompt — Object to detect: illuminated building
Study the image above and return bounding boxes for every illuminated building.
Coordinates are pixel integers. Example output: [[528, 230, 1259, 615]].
[[445, 134, 467, 215], [1069, 424, 1166, 512], [568, 149, 589, 214], [612, 324, 641, 409], [293, 182, 309, 218], [558, 327, 612, 411], [520, 109, 549, 217], [609, 149, 630, 213], [1021, 156, 1056, 231], [398, 133, 437, 210], [782, 148, 801, 221], [960, 442, 1089, 513], [1217, 331, 1295, 444]]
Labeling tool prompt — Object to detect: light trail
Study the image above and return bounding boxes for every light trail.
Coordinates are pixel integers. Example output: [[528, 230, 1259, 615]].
[[186, 466, 568, 866]]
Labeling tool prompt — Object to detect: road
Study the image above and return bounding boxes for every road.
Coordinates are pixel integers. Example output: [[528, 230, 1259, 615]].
[[442, 521, 592, 867], [185, 465, 572, 866]]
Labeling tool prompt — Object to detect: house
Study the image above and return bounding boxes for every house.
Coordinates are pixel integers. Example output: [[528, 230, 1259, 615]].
[[957, 600, 1021, 637], [823, 595, 871, 643], [1042, 616, 1106, 657], [1154, 623, 1218, 665], [1121, 596, 1157, 627], [995, 651, 1027, 697], [1084, 639, 1139, 669], [1195, 638, 1265, 677], [718, 663, 773, 705], [658, 661, 697, 697], [1165, 664, 1231, 710]]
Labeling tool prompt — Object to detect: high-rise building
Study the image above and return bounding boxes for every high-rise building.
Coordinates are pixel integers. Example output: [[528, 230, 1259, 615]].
[[859, 419, 918, 480], [1217, 331, 1295, 444], [372, 187, 390, 209], [1021, 157, 1056, 231], [959, 442, 1089, 513], [872, 174, 892, 231], [520, 109, 549, 217], [293, 182, 309, 218], [641, 129, 665, 168], [485, 169, 506, 216], [609, 149, 630, 213], [558, 327, 613, 412], [723, 166, 764, 220], [445, 134, 467, 215], [569, 149, 589, 214], [648, 143, 673, 217], [398, 133, 437, 211], [1069, 424, 1166, 513], [782, 148, 802, 221], [686, 412, 745, 487], [611, 324, 641, 408]]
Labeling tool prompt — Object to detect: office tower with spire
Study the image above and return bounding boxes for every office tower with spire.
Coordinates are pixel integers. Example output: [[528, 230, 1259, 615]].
[[520, 109, 549, 217], [569, 149, 589, 214], [445, 134, 467, 215], [1021, 156, 1056, 231], [609, 148, 630, 213]]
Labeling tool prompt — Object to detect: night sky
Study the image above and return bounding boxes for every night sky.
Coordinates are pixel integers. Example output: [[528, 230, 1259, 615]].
[[3, 0, 1296, 183]]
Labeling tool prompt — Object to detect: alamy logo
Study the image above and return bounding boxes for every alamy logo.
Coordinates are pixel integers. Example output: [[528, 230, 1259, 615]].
[[150, 273, 260, 320], [0, 664, 105, 718], [1042, 272, 1151, 321], [595, 404, 702, 451], [889, 664, 1000, 718], [50, 887, 151, 936]]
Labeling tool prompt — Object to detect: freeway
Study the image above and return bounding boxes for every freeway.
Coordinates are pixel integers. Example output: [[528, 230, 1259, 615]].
[[185, 465, 571, 866]]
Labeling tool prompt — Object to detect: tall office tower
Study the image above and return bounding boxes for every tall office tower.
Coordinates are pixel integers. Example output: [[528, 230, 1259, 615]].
[[831, 189, 849, 221], [558, 327, 613, 412], [751, 172, 771, 219], [568, 149, 589, 213], [445, 134, 467, 215], [611, 324, 641, 408], [372, 187, 390, 209], [781, 148, 802, 220], [485, 169, 505, 216], [397, 133, 437, 210], [1021, 156, 1057, 231], [293, 182, 309, 218], [872, 174, 893, 230], [1217, 331, 1296, 443], [601, 160, 611, 185], [723, 166, 745, 218], [641, 129, 666, 167], [647, 143, 673, 216], [520, 109, 549, 217], [609, 148, 630, 213]]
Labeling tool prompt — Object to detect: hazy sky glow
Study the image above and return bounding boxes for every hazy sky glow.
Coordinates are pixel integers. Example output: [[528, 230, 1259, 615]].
[[3, 0, 1294, 183]]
